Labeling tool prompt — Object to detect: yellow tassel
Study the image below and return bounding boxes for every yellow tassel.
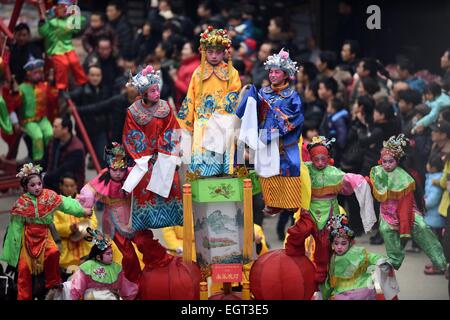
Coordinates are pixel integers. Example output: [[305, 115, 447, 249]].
[[200, 281, 209, 300], [199, 48, 206, 98]]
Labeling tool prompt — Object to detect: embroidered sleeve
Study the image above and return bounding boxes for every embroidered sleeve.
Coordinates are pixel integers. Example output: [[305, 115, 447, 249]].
[[176, 72, 196, 132], [158, 106, 181, 157], [123, 109, 153, 159], [262, 93, 304, 143]]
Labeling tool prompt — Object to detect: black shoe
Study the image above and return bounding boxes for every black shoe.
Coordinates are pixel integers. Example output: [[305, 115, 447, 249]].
[[370, 232, 384, 245]]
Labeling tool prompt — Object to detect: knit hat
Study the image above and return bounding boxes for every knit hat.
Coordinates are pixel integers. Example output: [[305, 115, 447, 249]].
[[23, 55, 45, 71]]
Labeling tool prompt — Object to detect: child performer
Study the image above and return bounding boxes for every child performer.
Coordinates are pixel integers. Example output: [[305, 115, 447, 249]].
[[64, 228, 138, 300], [286, 136, 376, 284], [0, 163, 91, 300], [369, 134, 447, 272], [321, 214, 399, 300]]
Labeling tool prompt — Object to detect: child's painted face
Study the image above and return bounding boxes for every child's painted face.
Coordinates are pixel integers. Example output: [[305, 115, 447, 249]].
[[109, 167, 127, 182], [100, 247, 113, 264], [332, 236, 350, 256], [381, 154, 398, 172], [268, 68, 287, 86], [59, 177, 77, 197], [143, 84, 160, 105], [27, 175, 43, 197], [312, 154, 329, 170], [27, 68, 44, 83], [205, 48, 225, 66]]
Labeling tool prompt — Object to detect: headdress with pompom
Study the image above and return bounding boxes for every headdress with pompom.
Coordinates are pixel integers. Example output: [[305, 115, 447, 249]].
[[326, 214, 354, 240], [198, 26, 233, 96], [104, 142, 128, 170], [84, 228, 111, 251], [381, 134, 409, 160], [126, 64, 161, 94], [264, 48, 299, 80], [16, 163, 43, 179]]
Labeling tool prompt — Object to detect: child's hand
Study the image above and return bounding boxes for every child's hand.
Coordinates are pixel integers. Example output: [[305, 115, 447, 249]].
[[83, 208, 93, 218]]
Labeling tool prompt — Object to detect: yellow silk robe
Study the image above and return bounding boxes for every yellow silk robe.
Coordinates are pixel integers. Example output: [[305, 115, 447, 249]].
[[176, 61, 242, 176]]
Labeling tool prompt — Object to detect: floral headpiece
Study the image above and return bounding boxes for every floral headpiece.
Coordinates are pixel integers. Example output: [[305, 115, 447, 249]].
[[307, 136, 335, 151], [264, 48, 299, 79], [85, 228, 111, 251], [126, 64, 161, 94], [104, 142, 127, 170], [199, 26, 231, 50], [23, 55, 45, 72], [16, 163, 43, 179], [381, 134, 409, 160], [326, 214, 354, 240]]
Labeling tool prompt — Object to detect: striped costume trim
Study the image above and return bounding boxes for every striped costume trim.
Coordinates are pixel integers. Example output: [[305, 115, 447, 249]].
[[259, 175, 302, 208], [131, 197, 183, 230]]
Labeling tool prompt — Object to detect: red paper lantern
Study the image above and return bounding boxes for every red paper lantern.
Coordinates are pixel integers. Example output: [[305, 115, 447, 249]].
[[250, 249, 316, 300], [138, 257, 201, 300]]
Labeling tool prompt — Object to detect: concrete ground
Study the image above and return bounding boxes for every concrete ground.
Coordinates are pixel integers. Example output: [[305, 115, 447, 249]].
[[0, 139, 449, 300]]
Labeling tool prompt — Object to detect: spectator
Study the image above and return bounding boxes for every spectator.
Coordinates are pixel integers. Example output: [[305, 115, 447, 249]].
[[410, 103, 433, 182], [440, 49, 450, 89], [76, 85, 139, 144], [301, 79, 326, 134], [227, 8, 254, 43], [341, 94, 375, 173], [81, 12, 117, 55], [194, 0, 214, 35], [340, 39, 360, 75], [251, 42, 276, 89], [237, 38, 257, 74], [397, 57, 426, 94], [106, 0, 133, 59], [83, 37, 122, 96], [114, 58, 138, 94], [133, 22, 160, 65], [296, 62, 319, 96], [320, 96, 349, 166], [413, 82, 450, 134], [170, 41, 200, 108], [351, 58, 390, 104], [397, 89, 422, 135], [316, 51, 352, 103], [359, 76, 389, 104], [154, 42, 176, 71], [267, 17, 294, 50], [9, 23, 43, 84], [44, 115, 86, 192], [299, 36, 322, 65], [70, 65, 108, 168], [429, 121, 450, 164]]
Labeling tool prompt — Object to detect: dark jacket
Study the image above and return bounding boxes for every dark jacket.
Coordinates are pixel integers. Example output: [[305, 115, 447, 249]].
[[70, 83, 108, 136], [81, 25, 118, 54], [302, 99, 326, 132], [76, 92, 130, 143], [340, 119, 369, 172], [44, 135, 85, 192], [9, 42, 43, 84], [320, 109, 350, 166], [108, 14, 134, 59], [359, 121, 401, 176]]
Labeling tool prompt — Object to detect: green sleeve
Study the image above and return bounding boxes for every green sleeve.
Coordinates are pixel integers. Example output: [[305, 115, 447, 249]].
[[320, 279, 332, 300], [0, 215, 24, 268], [58, 195, 85, 218], [38, 19, 50, 37], [367, 251, 386, 266]]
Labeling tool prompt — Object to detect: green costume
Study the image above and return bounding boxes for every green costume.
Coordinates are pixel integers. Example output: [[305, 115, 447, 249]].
[[18, 82, 53, 161], [370, 165, 447, 271], [322, 245, 387, 300], [39, 15, 86, 56], [305, 162, 344, 230], [0, 190, 85, 268], [0, 95, 13, 134]]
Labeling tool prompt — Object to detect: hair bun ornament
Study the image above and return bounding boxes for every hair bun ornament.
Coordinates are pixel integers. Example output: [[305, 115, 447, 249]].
[[85, 228, 111, 250], [307, 136, 336, 151], [16, 163, 43, 179], [381, 133, 409, 160], [326, 214, 355, 240]]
